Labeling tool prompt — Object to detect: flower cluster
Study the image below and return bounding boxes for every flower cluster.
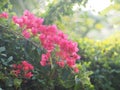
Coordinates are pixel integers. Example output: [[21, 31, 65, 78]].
[[0, 12, 8, 19], [12, 10, 80, 73], [12, 61, 34, 79]]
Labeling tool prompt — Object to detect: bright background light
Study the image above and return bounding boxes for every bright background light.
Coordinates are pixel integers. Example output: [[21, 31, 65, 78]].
[[86, 0, 111, 12]]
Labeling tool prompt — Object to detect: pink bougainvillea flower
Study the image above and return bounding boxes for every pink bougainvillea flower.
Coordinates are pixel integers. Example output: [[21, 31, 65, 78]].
[[73, 67, 79, 73], [16, 64, 22, 70], [12, 10, 81, 72], [40, 52, 51, 66], [67, 59, 75, 67], [0, 12, 8, 19], [28, 64, 34, 70], [22, 60, 28, 65], [40, 60, 46, 66], [12, 70, 20, 77], [22, 30, 31, 39], [12, 60, 34, 79], [56, 61, 65, 68], [41, 54, 49, 61], [24, 72, 33, 79], [22, 61, 34, 71], [31, 27, 38, 35]]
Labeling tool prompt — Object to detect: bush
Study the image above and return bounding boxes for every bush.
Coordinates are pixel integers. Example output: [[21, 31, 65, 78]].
[[77, 37, 120, 90], [0, 11, 93, 90]]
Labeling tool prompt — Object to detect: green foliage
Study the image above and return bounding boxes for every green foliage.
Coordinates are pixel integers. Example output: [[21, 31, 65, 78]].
[[74, 62, 94, 90], [9, 0, 46, 15], [0, 0, 12, 13], [42, 0, 88, 24], [56, 11, 105, 38], [77, 35, 120, 90]]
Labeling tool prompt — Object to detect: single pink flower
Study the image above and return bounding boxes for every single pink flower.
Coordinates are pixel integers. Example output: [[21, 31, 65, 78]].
[[57, 61, 65, 68], [22, 30, 31, 39], [0, 12, 8, 19], [24, 72, 33, 78], [12, 70, 21, 77], [40, 60, 46, 66], [22, 61, 28, 65], [16, 64, 22, 70], [31, 27, 38, 35], [22, 61, 34, 71], [23, 66, 29, 71], [67, 59, 75, 67], [28, 64, 34, 70], [73, 67, 79, 73]]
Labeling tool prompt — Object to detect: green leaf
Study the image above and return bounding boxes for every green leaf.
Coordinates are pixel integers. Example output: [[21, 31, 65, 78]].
[[14, 78, 22, 88], [1, 54, 7, 57], [0, 88, 3, 90], [0, 46, 6, 53], [7, 56, 13, 63], [6, 78, 13, 87], [37, 48, 41, 55]]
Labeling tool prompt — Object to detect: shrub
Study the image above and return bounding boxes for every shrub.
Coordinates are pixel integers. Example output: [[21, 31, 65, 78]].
[[0, 11, 93, 90], [77, 37, 120, 90]]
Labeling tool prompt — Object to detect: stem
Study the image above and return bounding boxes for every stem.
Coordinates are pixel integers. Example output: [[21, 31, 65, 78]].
[[49, 56, 56, 80], [50, 56, 54, 69]]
